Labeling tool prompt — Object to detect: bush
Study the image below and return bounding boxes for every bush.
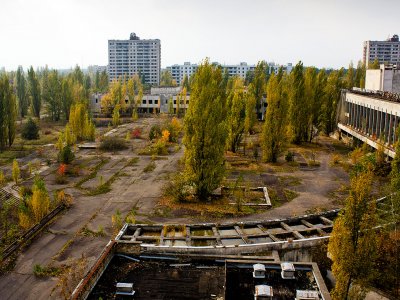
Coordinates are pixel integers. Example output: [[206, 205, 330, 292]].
[[164, 173, 190, 202], [330, 154, 341, 166], [153, 139, 168, 155], [21, 118, 40, 140], [99, 137, 128, 151], [149, 124, 162, 140], [58, 145, 75, 164], [131, 128, 142, 139], [285, 151, 294, 162]]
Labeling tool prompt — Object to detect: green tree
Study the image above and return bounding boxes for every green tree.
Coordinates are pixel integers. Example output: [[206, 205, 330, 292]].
[[304, 67, 318, 141], [354, 61, 366, 88], [226, 77, 246, 153], [176, 87, 187, 118], [181, 74, 190, 91], [0, 74, 17, 149], [160, 70, 176, 86], [126, 75, 143, 116], [320, 69, 343, 134], [16, 66, 28, 117], [99, 70, 109, 93], [248, 61, 267, 118], [61, 78, 73, 121], [389, 127, 400, 221], [345, 62, 355, 89], [71, 65, 84, 85], [22, 117, 40, 140], [168, 96, 174, 115], [328, 172, 377, 300], [262, 73, 288, 162], [112, 104, 121, 127], [42, 70, 62, 121], [288, 61, 308, 143], [183, 60, 227, 200], [311, 69, 327, 136], [27, 66, 41, 118], [368, 58, 380, 70]]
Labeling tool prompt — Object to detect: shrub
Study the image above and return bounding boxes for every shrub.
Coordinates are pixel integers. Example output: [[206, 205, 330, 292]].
[[153, 139, 168, 155], [330, 154, 341, 166], [22, 118, 40, 140], [161, 130, 170, 143], [58, 145, 75, 164], [99, 137, 128, 151], [58, 164, 67, 176], [285, 151, 294, 162], [164, 173, 190, 202], [131, 128, 141, 139], [149, 124, 162, 140]]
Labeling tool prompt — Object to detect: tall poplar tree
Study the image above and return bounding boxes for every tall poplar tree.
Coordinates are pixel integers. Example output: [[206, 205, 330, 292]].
[[345, 62, 355, 89], [183, 60, 227, 200], [262, 73, 288, 162], [248, 61, 267, 118], [16, 66, 28, 117], [27, 66, 41, 118], [288, 61, 308, 144], [226, 77, 246, 153], [42, 70, 62, 121], [0, 74, 17, 149], [321, 69, 343, 134]]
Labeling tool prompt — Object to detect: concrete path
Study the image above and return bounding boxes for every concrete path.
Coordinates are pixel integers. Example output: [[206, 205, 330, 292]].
[[0, 150, 182, 299]]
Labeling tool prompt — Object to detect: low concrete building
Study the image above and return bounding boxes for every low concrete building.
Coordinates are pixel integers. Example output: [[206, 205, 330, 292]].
[[90, 86, 190, 115], [366, 64, 400, 93]]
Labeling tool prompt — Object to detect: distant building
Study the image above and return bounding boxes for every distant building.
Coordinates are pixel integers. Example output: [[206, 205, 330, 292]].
[[166, 62, 292, 85], [90, 86, 189, 114], [365, 64, 400, 93], [88, 65, 107, 74], [363, 34, 400, 66], [166, 62, 198, 85], [108, 33, 161, 85]]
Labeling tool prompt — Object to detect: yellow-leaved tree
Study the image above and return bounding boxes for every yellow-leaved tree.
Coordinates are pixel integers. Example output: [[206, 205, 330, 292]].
[[328, 171, 377, 299], [30, 177, 50, 223]]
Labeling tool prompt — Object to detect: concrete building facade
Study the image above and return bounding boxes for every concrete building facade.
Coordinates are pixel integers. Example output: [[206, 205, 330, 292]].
[[363, 34, 400, 66], [90, 86, 189, 115], [365, 64, 400, 93], [108, 33, 161, 85], [337, 89, 400, 158]]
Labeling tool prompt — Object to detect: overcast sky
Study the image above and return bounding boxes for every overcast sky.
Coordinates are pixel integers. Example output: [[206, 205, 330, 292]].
[[1, 0, 399, 71]]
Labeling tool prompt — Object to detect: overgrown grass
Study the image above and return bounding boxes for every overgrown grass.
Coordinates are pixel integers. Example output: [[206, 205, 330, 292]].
[[33, 264, 62, 277], [80, 225, 106, 237], [283, 189, 299, 201], [124, 157, 139, 168], [143, 161, 156, 173], [278, 175, 302, 186], [75, 158, 109, 188]]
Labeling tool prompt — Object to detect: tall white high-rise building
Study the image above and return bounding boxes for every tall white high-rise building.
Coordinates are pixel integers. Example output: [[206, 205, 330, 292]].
[[108, 33, 161, 85], [363, 34, 400, 66]]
